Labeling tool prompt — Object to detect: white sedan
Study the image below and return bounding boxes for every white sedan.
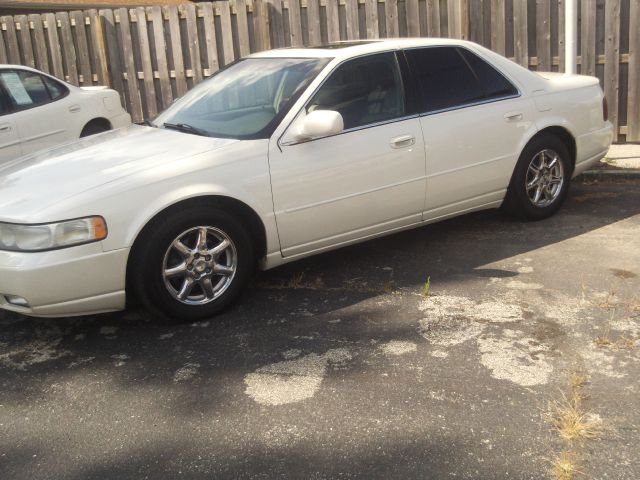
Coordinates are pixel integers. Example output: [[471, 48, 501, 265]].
[[0, 39, 613, 320], [0, 65, 131, 164]]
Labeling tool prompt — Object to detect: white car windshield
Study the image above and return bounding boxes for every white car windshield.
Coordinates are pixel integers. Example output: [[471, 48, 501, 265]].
[[153, 57, 330, 139]]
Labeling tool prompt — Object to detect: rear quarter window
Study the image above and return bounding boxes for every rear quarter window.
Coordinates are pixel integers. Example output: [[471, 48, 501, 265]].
[[458, 48, 518, 99]]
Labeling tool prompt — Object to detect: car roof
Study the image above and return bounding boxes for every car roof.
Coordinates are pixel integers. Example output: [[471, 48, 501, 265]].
[[249, 38, 476, 59]]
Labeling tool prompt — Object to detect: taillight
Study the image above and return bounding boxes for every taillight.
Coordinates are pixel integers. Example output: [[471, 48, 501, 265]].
[[603, 97, 609, 121]]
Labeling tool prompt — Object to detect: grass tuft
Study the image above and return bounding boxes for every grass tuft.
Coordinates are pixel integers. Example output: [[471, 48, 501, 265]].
[[551, 392, 601, 442], [421, 276, 431, 297], [552, 451, 582, 480]]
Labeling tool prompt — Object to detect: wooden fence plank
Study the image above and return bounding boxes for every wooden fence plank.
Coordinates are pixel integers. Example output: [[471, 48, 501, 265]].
[[98, 9, 123, 97], [200, 2, 219, 75], [406, 0, 419, 37], [116, 7, 143, 121], [151, 6, 172, 109], [70, 11, 92, 84], [1, 16, 21, 64], [603, 0, 620, 137], [307, 0, 322, 45], [56, 12, 79, 84], [580, 0, 596, 76], [0, 26, 7, 64], [0, 22, 9, 63], [268, 0, 286, 47], [426, 0, 440, 37], [385, 0, 399, 38], [628, 0, 640, 141], [135, 6, 157, 118], [345, 0, 359, 40], [513, 0, 528, 67], [217, 1, 236, 64], [535, 0, 551, 71], [490, 0, 506, 54], [87, 10, 108, 85], [364, 0, 379, 39], [166, 5, 187, 96], [253, 0, 271, 51], [28, 14, 49, 72], [183, 3, 203, 83], [235, 0, 251, 56], [14, 15, 35, 68], [470, 0, 485, 45], [558, 0, 565, 72], [44, 13, 64, 79], [326, 0, 340, 42], [448, 0, 469, 40]]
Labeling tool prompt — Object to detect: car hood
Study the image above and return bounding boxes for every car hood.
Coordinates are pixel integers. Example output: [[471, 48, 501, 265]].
[[0, 124, 238, 221]]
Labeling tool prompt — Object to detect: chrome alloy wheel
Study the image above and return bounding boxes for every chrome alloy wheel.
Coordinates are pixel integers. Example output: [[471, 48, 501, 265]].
[[162, 226, 237, 305], [525, 149, 565, 208]]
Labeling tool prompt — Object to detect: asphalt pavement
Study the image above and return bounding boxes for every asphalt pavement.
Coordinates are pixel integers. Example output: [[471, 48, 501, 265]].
[[1, 177, 639, 479]]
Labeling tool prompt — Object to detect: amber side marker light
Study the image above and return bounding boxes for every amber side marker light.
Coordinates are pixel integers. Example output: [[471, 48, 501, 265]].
[[92, 216, 108, 241]]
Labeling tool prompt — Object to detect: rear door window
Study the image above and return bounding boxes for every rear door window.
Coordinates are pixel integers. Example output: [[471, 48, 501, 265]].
[[404, 46, 484, 113]]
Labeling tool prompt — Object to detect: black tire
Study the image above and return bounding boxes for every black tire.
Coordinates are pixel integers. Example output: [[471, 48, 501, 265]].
[[80, 121, 110, 137], [502, 134, 572, 220], [130, 206, 255, 322]]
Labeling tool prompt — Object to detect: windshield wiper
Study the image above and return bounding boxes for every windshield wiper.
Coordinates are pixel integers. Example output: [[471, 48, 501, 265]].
[[162, 122, 210, 137]]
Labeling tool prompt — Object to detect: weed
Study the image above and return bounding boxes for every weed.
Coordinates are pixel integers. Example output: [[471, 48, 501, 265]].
[[552, 451, 582, 480], [551, 392, 601, 442], [421, 276, 431, 297]]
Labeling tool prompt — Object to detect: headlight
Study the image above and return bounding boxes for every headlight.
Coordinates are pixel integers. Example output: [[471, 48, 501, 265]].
[[0, 217, 107, 252]]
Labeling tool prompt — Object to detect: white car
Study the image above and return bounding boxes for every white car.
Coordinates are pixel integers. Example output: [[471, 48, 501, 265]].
[[0, 39, 613, 320], [0, 65, 131, 164]]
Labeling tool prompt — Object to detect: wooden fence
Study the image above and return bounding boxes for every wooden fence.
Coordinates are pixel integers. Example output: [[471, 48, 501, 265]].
[[0, 0, 637, 141]]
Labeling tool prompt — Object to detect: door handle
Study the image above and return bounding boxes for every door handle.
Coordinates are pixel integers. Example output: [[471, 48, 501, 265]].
[[390, 135, 415, 149], [0, 123, 11, 132], [504, 112, 523, 122], [69, 104, 81, 113]]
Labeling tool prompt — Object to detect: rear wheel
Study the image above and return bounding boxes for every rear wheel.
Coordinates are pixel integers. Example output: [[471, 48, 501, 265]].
[[503, 134, 572, 220], [130, 207, 254, 321]]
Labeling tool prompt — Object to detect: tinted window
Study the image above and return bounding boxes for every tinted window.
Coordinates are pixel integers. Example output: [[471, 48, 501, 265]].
[[0, 70, 65, 110], [43, 76, 68, 100], [405, 47, 484, 112], [0, 90, 8, 116], [307, 52, 405, 130], [458, 48, 518, 99]]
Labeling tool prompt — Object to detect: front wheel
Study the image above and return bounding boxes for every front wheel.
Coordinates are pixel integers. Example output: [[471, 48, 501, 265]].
[[130, 207, 255, 321], [502, 134, 572, 220]]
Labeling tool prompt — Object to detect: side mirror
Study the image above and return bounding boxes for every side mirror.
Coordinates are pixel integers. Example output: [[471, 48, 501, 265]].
[[297, 110, 344, 140]]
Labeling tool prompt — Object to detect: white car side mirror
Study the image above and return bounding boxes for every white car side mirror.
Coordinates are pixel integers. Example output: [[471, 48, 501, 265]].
[[297, 110, 344, 140]]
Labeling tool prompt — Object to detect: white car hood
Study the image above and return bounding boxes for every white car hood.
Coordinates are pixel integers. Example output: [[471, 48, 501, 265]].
[[0, 124, 237, 221]]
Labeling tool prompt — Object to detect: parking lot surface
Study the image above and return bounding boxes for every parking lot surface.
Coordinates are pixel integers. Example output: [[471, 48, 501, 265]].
[[1, 178, 639, 480]]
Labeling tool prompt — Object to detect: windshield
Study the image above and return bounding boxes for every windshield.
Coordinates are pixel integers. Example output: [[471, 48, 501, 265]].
[[153, 57, 330, 139]]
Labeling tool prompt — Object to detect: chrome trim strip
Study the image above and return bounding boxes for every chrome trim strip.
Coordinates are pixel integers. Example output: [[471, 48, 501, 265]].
[[21, 129, 65, 143], [418, 93, 522, 117], [425, 153, 513, 179], [281, 174, 427, 214]]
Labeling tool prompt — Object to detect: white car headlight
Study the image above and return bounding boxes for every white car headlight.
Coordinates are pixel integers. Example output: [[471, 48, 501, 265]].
[[0, 217, 107, 252]]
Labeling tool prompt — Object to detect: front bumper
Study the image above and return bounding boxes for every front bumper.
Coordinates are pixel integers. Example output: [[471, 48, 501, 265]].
[[0, 243, 129, 317]]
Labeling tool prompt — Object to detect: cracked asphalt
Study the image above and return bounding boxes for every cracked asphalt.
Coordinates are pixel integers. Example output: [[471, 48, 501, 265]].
[[1, 178, 639, 479]]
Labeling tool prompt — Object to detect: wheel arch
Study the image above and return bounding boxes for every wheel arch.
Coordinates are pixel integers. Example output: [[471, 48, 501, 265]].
[[532, 125, 577, 171], [125, 195, 268, 294], [80, 117, 112, 136]]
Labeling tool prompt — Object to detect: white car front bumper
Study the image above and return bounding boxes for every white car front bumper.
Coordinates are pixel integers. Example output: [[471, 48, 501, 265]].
[[0, 243, 129, 317]]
